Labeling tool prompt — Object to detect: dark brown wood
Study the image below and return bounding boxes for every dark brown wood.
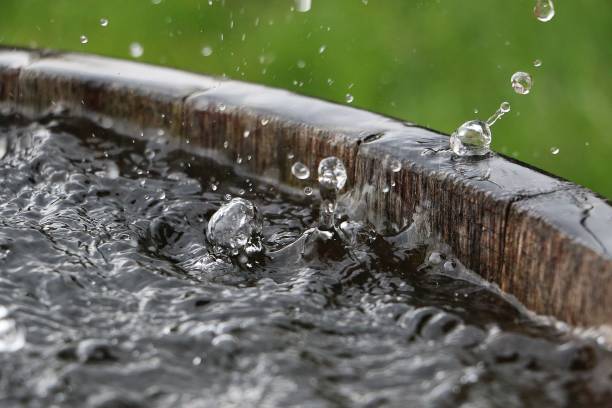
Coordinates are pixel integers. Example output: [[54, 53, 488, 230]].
[[0, 47, 610, 326]]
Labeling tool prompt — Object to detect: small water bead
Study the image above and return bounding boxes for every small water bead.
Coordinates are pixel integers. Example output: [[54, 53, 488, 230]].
[[382, 185, 390, 193], [291, 162, 310, 180], [287, 152, 295, 160], [318, 157, 347, 192], [304, 186, 313, 196], [511, 72, 533, 95], [534, 0, 555, 22], [533, 59, 542, 68], [129, 42, 144, 58], [207, 198, 263, 253], [0, 306, 25, 353], [201, 46, 213, 57], [500, 102, 511, 113], [260, 118, 269, 126], [389, 159, 402, 173], [243, 130, 250, 138], [100, 18, 109, 27], [550, 147, 560, 155], [345, 94, 354, 104], [450, 121, 492, 157], [80, 35, 88, 44], [319, 45, 327, 54]]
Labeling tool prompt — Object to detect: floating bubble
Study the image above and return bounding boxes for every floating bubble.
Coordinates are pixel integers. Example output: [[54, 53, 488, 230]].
[[511, 71, 533, 95], [129, 42, 144, 58], [206, 198, 263, 254], [0, 306, 25, 353], [534, 0, 555, 22], [100, 18, 109, 27], [80, 35, 88, 44], [291, 162, 310, 180], [201, 46, 213, 57], [318, 157, 347, 192]]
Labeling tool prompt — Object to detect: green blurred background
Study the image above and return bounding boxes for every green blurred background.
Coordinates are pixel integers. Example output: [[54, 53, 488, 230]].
[[0, 0, 610, 197]]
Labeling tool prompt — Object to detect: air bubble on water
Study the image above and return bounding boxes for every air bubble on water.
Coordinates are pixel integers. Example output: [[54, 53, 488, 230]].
[[345, 94, 354, 104], [206, 198, 263, 254], [511, 71, 533, 95], [201, 46, 213, 57], [304, 186, 313, 196], [389, 159, 402, 173], [0, 306, 25, 353], [291, 162, 310, 180], [533, 59, 542, 68], [550, 147, 560, 155], [129, 42, 144, 58], [295, 0, 311, 12], [80, 35, 88, 44], [534, 0, 555, 22], [100, 18, 109, 27], [318, 157, 347, 192]]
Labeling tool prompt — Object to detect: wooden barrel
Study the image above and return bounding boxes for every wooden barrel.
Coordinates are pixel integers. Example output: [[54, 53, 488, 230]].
[[0, 47, 610, 327]]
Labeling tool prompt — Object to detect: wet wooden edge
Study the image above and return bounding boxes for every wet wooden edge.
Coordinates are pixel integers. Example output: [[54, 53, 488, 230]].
[[0, 47, 610, 326]]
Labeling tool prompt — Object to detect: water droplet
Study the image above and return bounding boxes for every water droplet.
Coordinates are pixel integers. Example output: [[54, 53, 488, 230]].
[[223, 141, 229, 149], [318, 157, 347, 192], [0, 306, 25, 353], [500, 101, 511, 113], [260, 118, 269, 126], [534, 0, 555, 22], [450, 120, 492, 157], [218, 103, 226, 112], [243, 130, 250, 138], [201, 46, 213, 57], [443, 260, 456, 272], [295, 0, 311, 12], [345, 94, 354, 104], [129, 42, 144, 58], [428, 252, 443, 265], [207, 198, 263, 253], [80, 35, 89, 44], [533, 59, 542, 68], [319, 45, 327, 54], [297, 60, 306, 69], [192, 356, 203, 365], [389, 159, 402, 173], [304, 186, 313, 196], [100, 18, 109, 27], [291, 162, 310, 180], [550, 147, 560, 155], [287, 152, 295, 160], [382, 185, 390, 193], [511, 71, 533, 95]]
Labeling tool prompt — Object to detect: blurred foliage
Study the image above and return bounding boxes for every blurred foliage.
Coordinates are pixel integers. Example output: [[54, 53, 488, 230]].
[[0, 0, 610, 197]]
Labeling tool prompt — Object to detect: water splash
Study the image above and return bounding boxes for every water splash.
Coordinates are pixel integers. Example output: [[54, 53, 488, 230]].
[[318, 157, 347, 228], [206, 198, 263, 257], [0, 306, 25, 353], [450, 102, 510, 156]]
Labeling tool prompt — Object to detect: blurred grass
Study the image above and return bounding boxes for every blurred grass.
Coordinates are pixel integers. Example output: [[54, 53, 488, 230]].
[[0, 0, 610, 197]]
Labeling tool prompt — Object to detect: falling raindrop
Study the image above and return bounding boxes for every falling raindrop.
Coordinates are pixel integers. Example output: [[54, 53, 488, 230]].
[[80, 35, 88, 44], [345, 94, 354, 104], [243, 130, 250, 138], [260, 118, 269, 126], [201, 46, 213, 57], [533, 59, 542, 68], [511, 71, 533, 95], [291, 162, 310, 180], [100, 18, 109, 27], [534, 0, 555, 22], [319, 45, 327, 54], [389, 159, 401, 173], [550, 147, 560, 155], [295, 0, 311, 12], [129, 42, 144, 58]]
